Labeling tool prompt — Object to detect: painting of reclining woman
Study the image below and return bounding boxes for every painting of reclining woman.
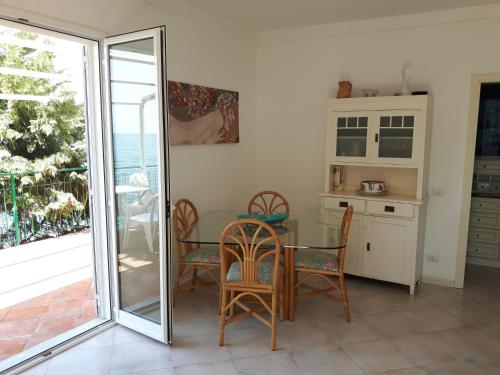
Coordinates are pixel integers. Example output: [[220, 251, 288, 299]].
[[167, 81, 239, 145]]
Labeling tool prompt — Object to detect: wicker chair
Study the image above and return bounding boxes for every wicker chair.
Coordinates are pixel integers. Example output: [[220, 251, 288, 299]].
[[248, 190, 289, 215], [172, 198, 220, 307], [290, 206, 353, 321], [219, 219, 284, 350]]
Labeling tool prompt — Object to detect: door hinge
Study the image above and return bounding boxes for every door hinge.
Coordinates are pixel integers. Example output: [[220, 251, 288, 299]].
[[166, 200, 171, 218]]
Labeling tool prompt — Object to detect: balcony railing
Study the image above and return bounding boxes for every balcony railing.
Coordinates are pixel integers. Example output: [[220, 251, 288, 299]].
[[0, 165, 159, 248], [0, 168, 89, 248]]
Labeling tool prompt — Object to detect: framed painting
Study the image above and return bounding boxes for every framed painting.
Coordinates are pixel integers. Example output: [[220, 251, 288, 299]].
[[167, 81, 239, 145]]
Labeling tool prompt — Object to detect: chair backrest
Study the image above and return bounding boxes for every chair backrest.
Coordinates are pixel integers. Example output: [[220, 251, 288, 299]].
[[220, 219, 281, 288], [247, 190, 289, 215], [172, 199, 199, 258], [149, 195, 160, 222], [129, 172, 149, 188], [338, 206, 353, 271]]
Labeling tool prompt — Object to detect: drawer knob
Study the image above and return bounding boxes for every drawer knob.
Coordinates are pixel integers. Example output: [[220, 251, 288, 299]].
[[479, 204, 482, 207], [478, 219, 481, 222], [476, 233, 480, 237], [475, 248, 479, 252]]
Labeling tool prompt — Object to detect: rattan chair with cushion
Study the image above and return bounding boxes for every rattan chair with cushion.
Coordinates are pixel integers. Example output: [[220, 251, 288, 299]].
[[172, 198, 220, 307], [219, 219, 284, 350]]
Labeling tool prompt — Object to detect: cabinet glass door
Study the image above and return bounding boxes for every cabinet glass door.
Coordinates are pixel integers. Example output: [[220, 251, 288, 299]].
[[334, 114, 369, 158], [376, 112, 416, 160]]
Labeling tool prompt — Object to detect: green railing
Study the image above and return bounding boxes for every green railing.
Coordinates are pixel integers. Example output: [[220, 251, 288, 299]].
[[0, 167, 89, 248]]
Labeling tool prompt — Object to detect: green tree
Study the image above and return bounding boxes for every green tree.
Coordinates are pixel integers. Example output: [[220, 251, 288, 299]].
[[0, 30, 88, 247], [0, 30, 86, 173]]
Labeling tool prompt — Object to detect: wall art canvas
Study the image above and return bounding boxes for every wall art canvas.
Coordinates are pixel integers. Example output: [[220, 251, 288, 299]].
[[167, 81, 239, 145]]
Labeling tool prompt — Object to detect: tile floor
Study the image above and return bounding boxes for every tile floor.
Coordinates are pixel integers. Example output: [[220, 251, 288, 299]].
[[0, 278, 96, 361], [18, 264, 500, 374]]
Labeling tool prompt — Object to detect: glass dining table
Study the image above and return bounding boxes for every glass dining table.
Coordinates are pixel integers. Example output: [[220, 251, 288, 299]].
[[179, 210, 344, 319]]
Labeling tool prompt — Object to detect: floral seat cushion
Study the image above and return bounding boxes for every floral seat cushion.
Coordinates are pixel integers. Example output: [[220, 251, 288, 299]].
[[226, 261, 274, 285], [294, 250, 339, 272], [184, 247, 220, 264]]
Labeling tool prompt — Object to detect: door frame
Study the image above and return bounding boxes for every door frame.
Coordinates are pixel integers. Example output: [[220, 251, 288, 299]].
[[0, 15, 113, 374], [102, 26, 172, 343], [455, 72, 500, 288]]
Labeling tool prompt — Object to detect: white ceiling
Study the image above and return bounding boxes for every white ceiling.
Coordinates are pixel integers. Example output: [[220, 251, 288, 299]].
[[181, 0, 500, 31]]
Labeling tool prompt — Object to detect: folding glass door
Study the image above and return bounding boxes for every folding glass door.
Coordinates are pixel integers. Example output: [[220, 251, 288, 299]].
[[103, 27, 171, 343]]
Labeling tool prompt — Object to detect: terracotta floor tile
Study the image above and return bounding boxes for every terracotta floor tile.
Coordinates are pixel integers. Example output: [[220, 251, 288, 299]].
[[45, 300, 84, 318], [25, 332, 57, 349], [4, 305, 48, 321], [0, 308, 9, 321], [0, 336, 29, 361], [0, 319, 39, 338], [35, 315, 78, 335]]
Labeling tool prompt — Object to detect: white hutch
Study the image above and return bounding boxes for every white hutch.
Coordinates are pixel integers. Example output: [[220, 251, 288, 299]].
[[320, 95, 431, 294]]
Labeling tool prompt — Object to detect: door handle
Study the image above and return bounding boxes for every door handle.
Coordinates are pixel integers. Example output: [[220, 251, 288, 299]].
[[384, 205, 395, 213], [339, 201, 348, 208], [375, 133, 379, 143], [366, 242, 370, 251]]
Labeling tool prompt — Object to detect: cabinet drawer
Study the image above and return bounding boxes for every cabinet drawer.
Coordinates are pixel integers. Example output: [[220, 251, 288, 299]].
[[468, 228, 500, 244], [467, 243, 499, 260], [323, 197, 365, 213], [471, 198, 500, 212], [366, 200, 414, 218], [469, 213, 500, 228]]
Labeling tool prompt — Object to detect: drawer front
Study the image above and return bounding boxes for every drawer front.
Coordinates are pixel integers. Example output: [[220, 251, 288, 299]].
[[471, 198, 500, 212], [366, 200, 414, 218], [323, 197, 365, 213], [469, 213, 500, 228], [468, 228, 500, 244], [467, 243, 499, 260]]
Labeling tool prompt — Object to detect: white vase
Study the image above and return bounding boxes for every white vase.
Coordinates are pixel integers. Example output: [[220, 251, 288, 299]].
[[401, 68, 411, 96]]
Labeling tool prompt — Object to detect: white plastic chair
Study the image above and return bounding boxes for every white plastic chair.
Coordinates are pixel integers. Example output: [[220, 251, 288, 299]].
[[123, 194, 159, 253]]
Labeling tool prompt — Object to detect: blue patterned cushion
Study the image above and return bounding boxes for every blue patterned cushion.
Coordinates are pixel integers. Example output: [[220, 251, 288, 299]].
[[226, 261, 274, 284], [184, 247, 220, 264], [294, 250, 339, 272]]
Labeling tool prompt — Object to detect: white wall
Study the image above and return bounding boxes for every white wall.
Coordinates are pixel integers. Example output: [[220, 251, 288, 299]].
[[0, 0, 259, 213], [256, 5, 500, 283]]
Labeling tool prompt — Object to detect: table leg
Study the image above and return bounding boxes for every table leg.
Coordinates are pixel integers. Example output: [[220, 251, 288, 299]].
[[288, 248, 295, 321], [284, 248, 290, 320]]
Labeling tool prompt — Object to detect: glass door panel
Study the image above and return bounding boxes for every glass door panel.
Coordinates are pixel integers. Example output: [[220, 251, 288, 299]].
[[335, 115, 368, 157], [104, 27, 170, 342], [378, 114, 414, 158]]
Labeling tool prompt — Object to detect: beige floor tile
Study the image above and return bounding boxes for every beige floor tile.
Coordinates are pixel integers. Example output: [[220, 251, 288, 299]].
[[364, 311, 425, 338], [440, 301, 500, 325], [478, 322, 500, 343], [403, 307, 465, 332], [75, 326, 116, 349], [171, 333, 231, 367], [113, 325, 154, 345], [390, 333, 460, 366], [173, 360, 237, 375], [293, 296, 357, 321], [45, 346, 113, 375], [435, 327, 500, 362], [424, 359, 491, 375], [349, 295, 395, 315], [277, 320, 338, 351], [224, 326, 279, 358], [122, 369, 173, 375], [342, 338, 415, 374], [289, 347, 364, 375], [110, 341, 171, 375], [318, 318, 384, 344], [381, 367, 429, 375], [173, 311, 220, 337], [233, 352, 300, 375]]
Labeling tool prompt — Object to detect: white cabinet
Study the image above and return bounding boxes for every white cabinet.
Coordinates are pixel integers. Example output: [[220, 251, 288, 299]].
[[322, 96, 431, 294], [365, 216, 408, 285], [321, 204, 419, 294], [328, 97, 429, 166]]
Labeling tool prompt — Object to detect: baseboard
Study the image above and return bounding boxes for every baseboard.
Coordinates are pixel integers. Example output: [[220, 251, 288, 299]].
[[421, 275, 456, 288]]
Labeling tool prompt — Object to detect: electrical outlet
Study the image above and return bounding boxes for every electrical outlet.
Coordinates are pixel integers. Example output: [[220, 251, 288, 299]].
[[426, 254, 440, 263]]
